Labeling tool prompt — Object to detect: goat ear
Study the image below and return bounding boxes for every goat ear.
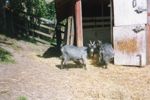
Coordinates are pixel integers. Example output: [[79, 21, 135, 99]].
[[89, 40, 92, 44], [98, 40, 102, 44], [93, 41, 96, 45]]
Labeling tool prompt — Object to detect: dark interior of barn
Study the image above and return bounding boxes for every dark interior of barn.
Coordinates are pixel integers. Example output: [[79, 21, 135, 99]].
[[81, 0, 113, 45], [82, 0, 110, 17], [55, 0, 113, 46]]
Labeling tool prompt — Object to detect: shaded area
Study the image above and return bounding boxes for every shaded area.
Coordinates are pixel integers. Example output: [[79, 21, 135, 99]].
[[56, 63, 84, 70], [0, 37, 13, 45], [55, 0, 110, 21], [0, 0, 56, 45], [89, 55, 114, 69], [42, 47, 61, 58], [0, 47, 15, 63]]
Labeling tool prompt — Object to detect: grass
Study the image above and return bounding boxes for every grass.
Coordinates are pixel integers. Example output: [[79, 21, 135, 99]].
[[0, 47, 15, 63], [17, 96, 28, 100]]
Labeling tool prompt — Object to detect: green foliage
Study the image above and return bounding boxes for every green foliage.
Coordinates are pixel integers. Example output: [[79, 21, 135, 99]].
[[11, 0, 24, 14], [0, 47, 15, 63], [17, 96, 28, 100], [46, 1, 56, 20], [11, 0, 56, 19], [25, 0, 48, 17]]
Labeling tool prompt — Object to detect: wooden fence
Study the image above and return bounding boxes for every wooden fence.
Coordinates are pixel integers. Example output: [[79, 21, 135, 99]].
[[12, 11, 56, 44]]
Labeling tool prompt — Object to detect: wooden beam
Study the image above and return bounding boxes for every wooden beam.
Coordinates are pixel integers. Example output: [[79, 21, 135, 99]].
[[55, 23, 62, 49], [70, 17, 75, 45], [55, 0, 70, 8], [66, 16, 75, 45], [67, 17, 71, 45], [110, 0, 113, 44], [55, 0, 74, 22], [147, 0, 150, 64], [75, 0, 83, 47]]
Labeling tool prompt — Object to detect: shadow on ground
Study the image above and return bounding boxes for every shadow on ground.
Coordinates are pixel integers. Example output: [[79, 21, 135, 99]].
[[56, 63, 84, 70], [41, 47, 61, 58]]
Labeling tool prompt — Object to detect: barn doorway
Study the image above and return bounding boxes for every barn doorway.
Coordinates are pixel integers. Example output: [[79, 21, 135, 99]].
[[82, 0, 113, 45]]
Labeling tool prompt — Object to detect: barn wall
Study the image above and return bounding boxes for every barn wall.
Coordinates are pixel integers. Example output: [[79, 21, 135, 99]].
[[146, 25, 150, 64], [113, 0, 147, 66], [147, 0, 150, 64]]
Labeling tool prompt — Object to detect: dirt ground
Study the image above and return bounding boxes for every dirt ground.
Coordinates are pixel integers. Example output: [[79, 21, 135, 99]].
[[0, 34, 150, 100]]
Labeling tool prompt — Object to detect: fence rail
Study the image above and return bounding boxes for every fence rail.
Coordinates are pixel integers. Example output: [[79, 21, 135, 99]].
[[13, 12, 56, 44]]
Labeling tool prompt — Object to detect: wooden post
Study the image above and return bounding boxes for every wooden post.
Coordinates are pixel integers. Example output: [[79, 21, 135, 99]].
[[66, 17, 71, 45], [66, 16, 75, 45], [147, 0, 150, 64], [56, 22, 62, 49], [110, 0, 113, 44], [3, 2, 7, 33], [75, 0, 83, 47], [70, 17, 75, 45]]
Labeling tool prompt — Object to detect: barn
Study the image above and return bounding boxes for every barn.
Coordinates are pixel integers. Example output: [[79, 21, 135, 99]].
[[54, 0, 150, 67]]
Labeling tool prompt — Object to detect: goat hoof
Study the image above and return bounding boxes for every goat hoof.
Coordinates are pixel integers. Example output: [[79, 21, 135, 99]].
[[83, 67, 87, 70], [103, 66, 107, 69], [60, 66, 63, 69]]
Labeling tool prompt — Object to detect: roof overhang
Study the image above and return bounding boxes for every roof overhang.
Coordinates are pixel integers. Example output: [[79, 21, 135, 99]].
[[55, 0, 111, 22], [55, 0, 75, 22]]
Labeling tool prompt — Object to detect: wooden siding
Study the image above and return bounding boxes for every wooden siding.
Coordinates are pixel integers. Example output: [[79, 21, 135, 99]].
[[113, 25, 146, 66], [147, 0, 150, 64], [113, 0, 147, 66], [113, 0, 147, 26], [146, 25, 150, 64]]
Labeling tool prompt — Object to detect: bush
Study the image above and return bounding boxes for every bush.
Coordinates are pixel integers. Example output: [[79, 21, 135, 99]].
[[12, 0, 56, 20], [0, 47, 15, 63]]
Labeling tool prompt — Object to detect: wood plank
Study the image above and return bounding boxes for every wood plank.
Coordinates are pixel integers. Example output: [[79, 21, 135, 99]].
[[30, 29, 52, 38], [40, 24, 55, 31], [70, 16, 75, 45], [83, 17, 110, 20], [113, 25, 146, 66], [15, 23, 53, 38], [147, 0, 150, 64], [67, 17, 71, 45], [66, 16, 75, 45], [32, 36, 50, 44], [83, 22, 110, 26], [110, 0, 113, 44], [113, 0, 147, 26], [146, 25, 150, 64]]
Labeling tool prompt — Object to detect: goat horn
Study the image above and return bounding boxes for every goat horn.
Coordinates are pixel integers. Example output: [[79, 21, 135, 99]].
[[98, 40, 101, 43]]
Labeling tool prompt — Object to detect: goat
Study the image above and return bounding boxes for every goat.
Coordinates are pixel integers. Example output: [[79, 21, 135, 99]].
[[97, 40, 114, 68], [87, 40, 97, 58], [60, 45, 87, 70]]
